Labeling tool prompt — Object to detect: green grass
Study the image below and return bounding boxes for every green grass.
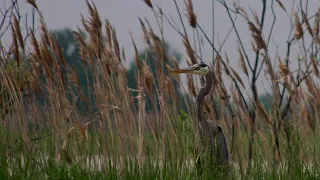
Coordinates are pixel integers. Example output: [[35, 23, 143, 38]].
[[1, 152, 319, 179], [0, 123, 320, 180]]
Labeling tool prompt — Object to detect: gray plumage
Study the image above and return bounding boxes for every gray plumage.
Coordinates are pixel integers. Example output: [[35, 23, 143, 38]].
[[169, 63, 229, 170], [195, 64, 229, 169]]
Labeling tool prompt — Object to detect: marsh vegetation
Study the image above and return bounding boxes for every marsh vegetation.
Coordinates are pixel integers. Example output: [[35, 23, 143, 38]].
[[0, 0, 320, 179]]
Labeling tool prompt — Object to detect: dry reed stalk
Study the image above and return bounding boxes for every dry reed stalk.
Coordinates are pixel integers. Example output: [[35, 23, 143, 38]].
[[264, 55, 277, 83], [118, 64, 129, 99], [252, 10, 260, 29], [150, 31, 166, 62], [40, 17, 51, 47], [12, 15, 24, 55], [313, 9, 320, 36], [112, 28, 121, 63], [137, 85, 146, 166], [0, 66, 27, 136], [307, 95, 316, 133], [215, 55, 222, 82], [278, 58, 290, 77], [183, 36, 197, 64], [105, 21, 139, 161], [165, 76, 175, 101], [81, 14, 90, 36], [305, 77, 317, 98], [248, 21, 266, 51], [85, 0, 103, 59], [219, 98, 227, 127], [311, 55, 320, 77], [95, 82, 115, 153], [302, 103, 315, 133], [167, 56, 181, 85], [316, 37, 320, 46], [283, 78, 293, 96], [187, 74, 196, 97], [117, 67, 134, 146], [40, 37, 55, 69], [105, 19, 113, 49], [26, 0, 39, 10], [233, 113, 241, 150], [67, 66, 81, 93], [76, 5, 120, 159], [143, 61, 155, 103], [236, 4, 248, 18], [29, 59, 41, 93], [143, 0, 153, 9], [230, 67, 245, 88], [10, 24, 20, 69], [294, 12, 303, 40], [238, 48, 248, 77], [131, 32, 142, 73], [255, 100, 272, 125], [139, 18, 151, 46], [276, 0, 286, 12], [224, 52, 230, 64], [48, 32, 67, 68], [73, 31, 91, 64], [186, 0, 197, 28], [219, 80, 229, 100], [290, 86, 299, 105], [76, 120, 88, 142], [243, 111, 254, 131], [30, 30, 41, 62], [302, 11, 313, 37]]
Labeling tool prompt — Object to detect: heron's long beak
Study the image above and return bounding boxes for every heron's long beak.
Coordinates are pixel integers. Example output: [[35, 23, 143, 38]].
[[169, 67, 198, 75]]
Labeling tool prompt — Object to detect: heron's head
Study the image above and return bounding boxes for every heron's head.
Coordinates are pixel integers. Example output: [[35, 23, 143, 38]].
[[169, 63, 210, 76]]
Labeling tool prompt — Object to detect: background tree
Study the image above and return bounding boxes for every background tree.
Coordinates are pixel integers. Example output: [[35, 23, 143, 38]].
[[126, 41, 189, 112], [51, 28, 189, 114]]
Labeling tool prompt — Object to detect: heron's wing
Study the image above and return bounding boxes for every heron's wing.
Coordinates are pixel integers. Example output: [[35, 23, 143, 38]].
[[206, 119, 229, 166], [206, 119, 218, 132]]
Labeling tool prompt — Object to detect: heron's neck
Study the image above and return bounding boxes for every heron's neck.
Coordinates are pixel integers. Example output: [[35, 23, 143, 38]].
[[196, 70, 213, 122]]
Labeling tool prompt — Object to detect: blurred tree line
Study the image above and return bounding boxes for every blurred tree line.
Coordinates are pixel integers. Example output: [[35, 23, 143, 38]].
[[49, 28, 189, 114], [23, 28, 272, 115]]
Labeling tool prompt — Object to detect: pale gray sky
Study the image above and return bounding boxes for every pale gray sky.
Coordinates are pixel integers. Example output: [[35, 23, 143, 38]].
[[1, 0, 319, 95]]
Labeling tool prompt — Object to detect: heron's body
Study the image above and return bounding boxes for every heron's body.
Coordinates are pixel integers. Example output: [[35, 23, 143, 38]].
[[169, 63, 229, 170]]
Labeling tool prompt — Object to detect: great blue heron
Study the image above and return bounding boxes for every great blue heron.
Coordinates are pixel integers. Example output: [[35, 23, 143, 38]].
[[169, 62, 229, 170]]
